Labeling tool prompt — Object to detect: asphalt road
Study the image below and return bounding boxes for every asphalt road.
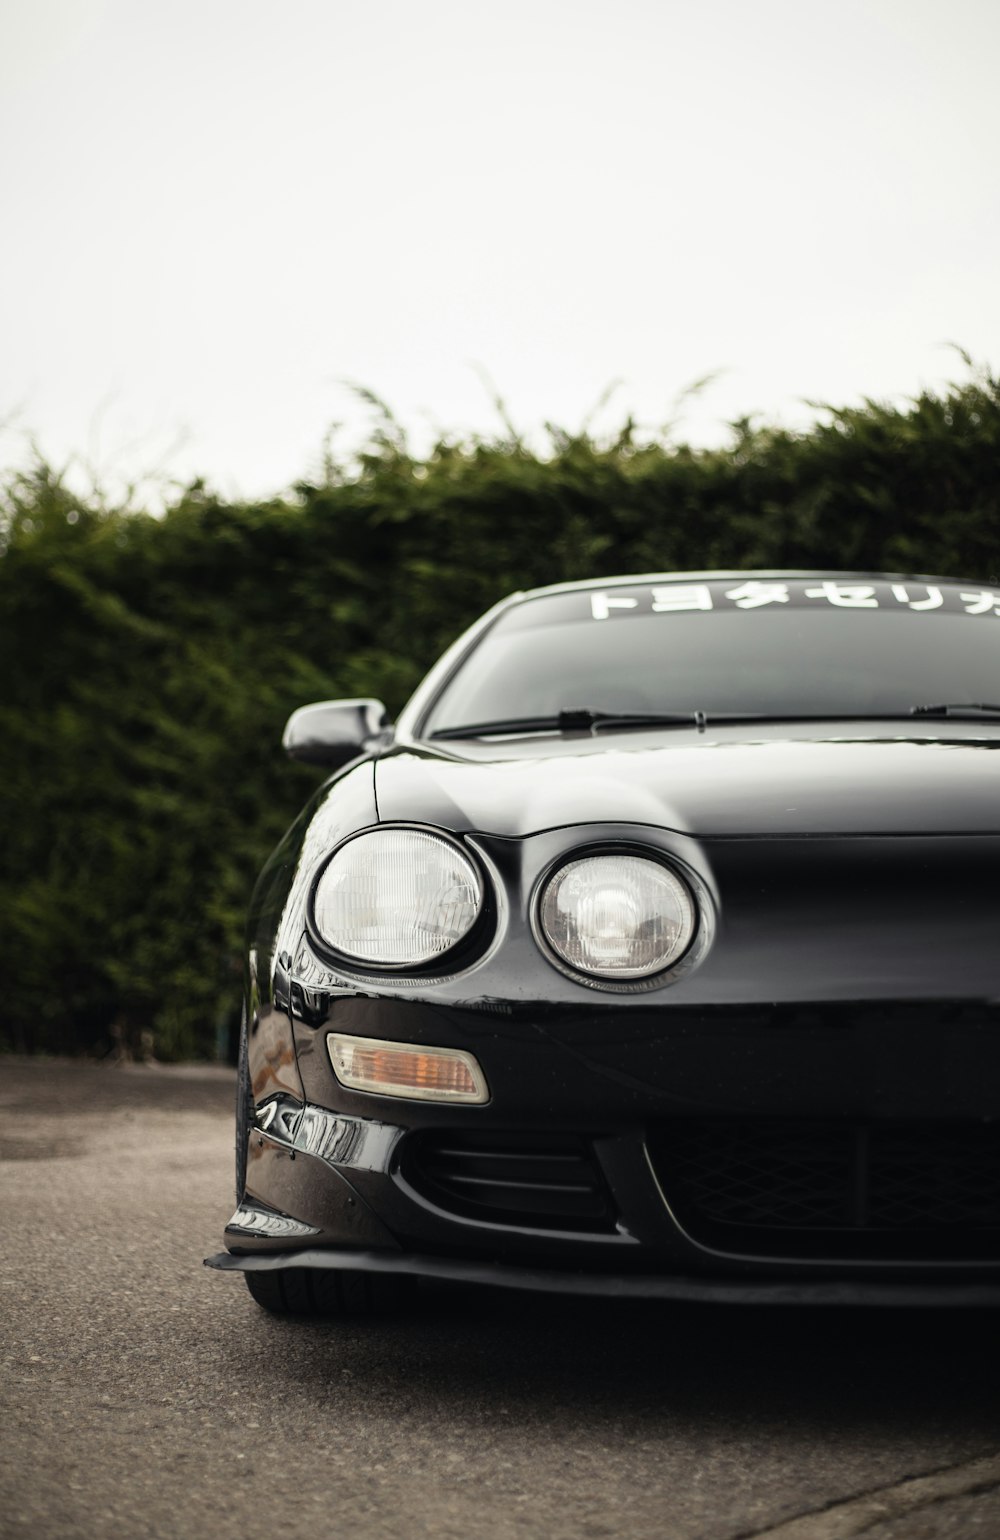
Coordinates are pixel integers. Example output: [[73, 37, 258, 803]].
[[2, 1058, 1000, 1540]]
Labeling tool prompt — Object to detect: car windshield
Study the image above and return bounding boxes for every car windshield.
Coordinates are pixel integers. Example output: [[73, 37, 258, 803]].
[[422, 578, 1000, 734]]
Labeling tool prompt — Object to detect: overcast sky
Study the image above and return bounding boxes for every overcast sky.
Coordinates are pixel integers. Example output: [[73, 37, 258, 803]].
[[1, 0, 997, 503]]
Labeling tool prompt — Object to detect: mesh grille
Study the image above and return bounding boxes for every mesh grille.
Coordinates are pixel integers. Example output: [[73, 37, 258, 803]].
[[650, 1119, 1000, 1258], [404, 1129, 616, 1232]]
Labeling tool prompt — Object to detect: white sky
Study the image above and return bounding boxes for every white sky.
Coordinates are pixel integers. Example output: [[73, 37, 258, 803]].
[[1, 0, 998, 503]]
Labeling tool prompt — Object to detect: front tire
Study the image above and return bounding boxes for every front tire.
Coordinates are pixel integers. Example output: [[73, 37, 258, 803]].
[[244, 1267, 414, 1317]]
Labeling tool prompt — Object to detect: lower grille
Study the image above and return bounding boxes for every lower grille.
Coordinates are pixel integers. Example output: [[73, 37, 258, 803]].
[[404, 1129, 616, 1233], [649, 1119, 1000, 1260]]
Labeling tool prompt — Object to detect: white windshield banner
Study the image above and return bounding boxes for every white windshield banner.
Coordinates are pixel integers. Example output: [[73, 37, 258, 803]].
[[588, 581, 1000, 621]]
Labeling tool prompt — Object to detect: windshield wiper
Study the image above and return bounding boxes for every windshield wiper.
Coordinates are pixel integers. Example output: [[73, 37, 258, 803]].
[[428, 709, 704, 740], [910, 702, 1000, 718], [429, 704, 1000, 741]]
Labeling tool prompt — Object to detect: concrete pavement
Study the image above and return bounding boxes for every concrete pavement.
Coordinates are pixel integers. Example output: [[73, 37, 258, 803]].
[[2, 1057, 999, 1540]]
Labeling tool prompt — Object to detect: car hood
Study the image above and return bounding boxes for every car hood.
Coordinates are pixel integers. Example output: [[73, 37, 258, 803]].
[[374, 723, 1000, 837]]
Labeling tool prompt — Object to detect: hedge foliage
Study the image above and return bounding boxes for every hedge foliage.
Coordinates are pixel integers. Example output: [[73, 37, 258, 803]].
[[3, 368, 1000, 1057]]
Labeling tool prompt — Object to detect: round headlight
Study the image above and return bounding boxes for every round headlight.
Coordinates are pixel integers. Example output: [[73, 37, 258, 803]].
[[313, 828, 483, 968], [538, 853, 696, 981]]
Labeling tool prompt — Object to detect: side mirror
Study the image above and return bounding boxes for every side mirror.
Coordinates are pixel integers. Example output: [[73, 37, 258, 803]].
[[282, 699, 390, 768]]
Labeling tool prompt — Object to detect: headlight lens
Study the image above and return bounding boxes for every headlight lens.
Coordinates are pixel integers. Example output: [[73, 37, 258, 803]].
[[312, 827, 482, 967], [538, 853, 695, 980]]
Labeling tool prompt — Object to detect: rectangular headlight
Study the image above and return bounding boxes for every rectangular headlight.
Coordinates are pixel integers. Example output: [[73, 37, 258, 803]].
[[327, 1033, 489, 1104]]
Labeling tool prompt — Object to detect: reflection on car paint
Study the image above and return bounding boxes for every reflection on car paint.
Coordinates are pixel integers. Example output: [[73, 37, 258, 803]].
[[248, 1003, 303, 1102], [226, 1202, 320, 1240], [254, 1094, 402, 1175]]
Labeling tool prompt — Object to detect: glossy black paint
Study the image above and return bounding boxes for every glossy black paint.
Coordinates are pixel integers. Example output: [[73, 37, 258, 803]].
[[282, 698, 388, 767], [375, 726, 1000, 837], [206, 572, 1000, 1302]]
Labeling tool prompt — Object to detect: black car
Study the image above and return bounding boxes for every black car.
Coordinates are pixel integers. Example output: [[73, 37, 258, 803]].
[[206, 571, 1000, 1312]]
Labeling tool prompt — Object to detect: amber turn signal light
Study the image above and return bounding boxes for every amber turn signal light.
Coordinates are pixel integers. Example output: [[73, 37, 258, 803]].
[[327, 1033, 489, 1104]]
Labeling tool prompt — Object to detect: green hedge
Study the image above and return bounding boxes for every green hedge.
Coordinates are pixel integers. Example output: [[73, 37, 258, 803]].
[[3, 370, 999, 1057]]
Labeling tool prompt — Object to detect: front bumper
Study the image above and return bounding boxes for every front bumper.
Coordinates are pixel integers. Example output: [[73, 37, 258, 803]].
[[214, 994, 1000, 1298]]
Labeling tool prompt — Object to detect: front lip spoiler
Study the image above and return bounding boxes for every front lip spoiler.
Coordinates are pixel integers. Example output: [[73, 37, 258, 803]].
[[204, 1248, 1000, 1307]]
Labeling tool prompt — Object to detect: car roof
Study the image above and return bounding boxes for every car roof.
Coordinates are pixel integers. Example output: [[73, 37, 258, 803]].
[[509, 569, 985, 605]]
